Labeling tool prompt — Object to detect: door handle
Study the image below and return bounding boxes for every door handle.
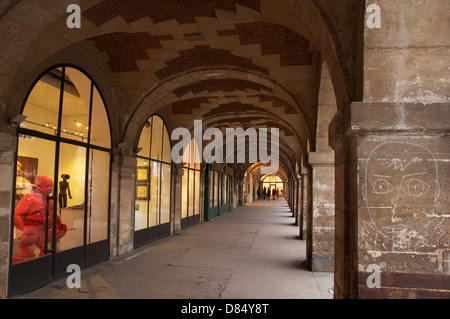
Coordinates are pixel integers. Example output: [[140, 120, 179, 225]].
[[45, 195, 54, 254]]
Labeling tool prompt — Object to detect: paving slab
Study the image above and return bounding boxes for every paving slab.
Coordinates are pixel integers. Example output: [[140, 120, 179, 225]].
[[18, 199, 334, 299]]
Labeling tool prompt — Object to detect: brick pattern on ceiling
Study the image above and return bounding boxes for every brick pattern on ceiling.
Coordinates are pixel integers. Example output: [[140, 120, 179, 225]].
[[170, 94, 299, 123], [83, 0, 261, 27], [210, 118, 294, 137], [171, 97, 212, 114], [154, 45, 269, 80], [80, 1, 309, 143], [171, 92, 298, 116], [90, 32, 173, 72], [173, 79, 273, 97], [218, 22, 313, 66], [259, 95, 298, 114], [203, 102, 268, 117]]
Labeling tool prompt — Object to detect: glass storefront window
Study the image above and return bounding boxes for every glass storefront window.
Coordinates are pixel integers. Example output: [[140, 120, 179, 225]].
[[162, 127, 171, 164], [13, 136, 56, 264], [21, 69, 62, 135], [180, 138, 201, 227], [222, 173, 227, 205], [61, 68, 91, 143], [87, 149, 110, 244], [90, 87, 111, 149], [13, 65, 112, 266], [135, 115, 171, 243], [188, 170, 194, 217], [149, 161, 161, 227], [214, 171, 219, 207], [181, 169, 188, 219], [161, 163, 171, 224], [209, 170, 214, 208], [151, 116, 164, 162], [135, 157, 149, 231], [195, 171, 200, 216], [138, 120, 151, 159], [57, 143, 86, 252]]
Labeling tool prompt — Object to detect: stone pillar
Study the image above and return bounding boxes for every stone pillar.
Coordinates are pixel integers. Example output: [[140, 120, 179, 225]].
[[299, 167, 308, 240], [329, 111, 358, 299], [238, 180, 244, 206], [291, 176, 297, 217], [332, 103, 450, 299], [295, 175, 302, 226], [0, 132, 15, 298], [113, 154, 137, 256], [330, 0, 450, 299], [290, 179, 294, 210], [172, 164, 184, 234], [305, 151, 335, 272]]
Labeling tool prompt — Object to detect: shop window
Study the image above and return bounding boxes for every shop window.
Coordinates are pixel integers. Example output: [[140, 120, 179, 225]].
[[181, 138, 201, 229], [135, 115, 172, 246], [214, 171, 219, 207], [13, 65, 111, 266]]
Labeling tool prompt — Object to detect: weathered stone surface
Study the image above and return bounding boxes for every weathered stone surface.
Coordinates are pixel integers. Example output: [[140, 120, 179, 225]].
[[306, 151, 335, 272], [332, 101, 450, 298]]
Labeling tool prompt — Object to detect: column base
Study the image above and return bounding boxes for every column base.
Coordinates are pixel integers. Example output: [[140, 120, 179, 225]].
[[310, 254, 334, 272]]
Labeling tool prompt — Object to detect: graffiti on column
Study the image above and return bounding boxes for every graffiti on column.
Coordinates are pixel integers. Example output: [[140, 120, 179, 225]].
[[361, 142, 447, 250]]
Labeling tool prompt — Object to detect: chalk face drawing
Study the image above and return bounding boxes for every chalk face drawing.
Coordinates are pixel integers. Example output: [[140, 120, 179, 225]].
[[362, 142, 444, 248]]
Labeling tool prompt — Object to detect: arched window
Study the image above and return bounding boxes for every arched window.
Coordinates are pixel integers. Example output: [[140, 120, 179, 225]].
[[261, 175, 284, 198], [10, 65, 112, 296], [134, 115, 171, 247], [181, 138, 201, 229]]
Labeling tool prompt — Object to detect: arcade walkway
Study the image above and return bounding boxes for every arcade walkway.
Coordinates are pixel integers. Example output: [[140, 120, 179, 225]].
[[19, 199, 333, 299]]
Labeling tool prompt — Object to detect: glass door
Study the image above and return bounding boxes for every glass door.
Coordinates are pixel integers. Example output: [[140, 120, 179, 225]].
[[10, 136, 57, 294], [9, 65, 112, 297], [134, 116, 172, 248]]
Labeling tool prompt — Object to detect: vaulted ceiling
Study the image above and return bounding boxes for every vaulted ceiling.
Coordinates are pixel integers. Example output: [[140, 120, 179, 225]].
[[1, 0, 362, 177]]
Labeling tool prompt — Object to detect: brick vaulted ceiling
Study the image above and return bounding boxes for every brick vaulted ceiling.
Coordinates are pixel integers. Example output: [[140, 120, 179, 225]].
[[77, 0, 323, 166]]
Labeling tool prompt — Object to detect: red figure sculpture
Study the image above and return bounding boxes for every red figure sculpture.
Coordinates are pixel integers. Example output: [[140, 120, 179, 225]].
[[14, 175, 67, 262]]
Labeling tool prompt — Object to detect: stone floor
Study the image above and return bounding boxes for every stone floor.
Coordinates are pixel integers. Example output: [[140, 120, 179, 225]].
[[18, 199, 334, 299]]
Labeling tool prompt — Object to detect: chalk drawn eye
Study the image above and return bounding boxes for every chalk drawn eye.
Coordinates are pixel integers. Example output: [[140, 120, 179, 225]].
[[371, 179, 394, 195], [403, 179, 430, 197]]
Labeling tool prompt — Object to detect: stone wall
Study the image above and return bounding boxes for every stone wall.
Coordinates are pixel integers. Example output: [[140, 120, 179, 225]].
[[331, 0, 450, 298], [305, 151, 335, 272], [0, 133, 15, 298], [354, 103, 450, 298]]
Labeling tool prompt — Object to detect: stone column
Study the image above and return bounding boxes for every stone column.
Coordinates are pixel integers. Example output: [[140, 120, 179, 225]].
[[171, 163, 184, 234], [330, 0, 450, 299], [291, 176, 297, 217], [113, 154, 137, 256], [299, 167, 308, 240], [295, 175, 302, 226], [332, 103, 450, 299], [0, 132, 16, 298], [238, 180, 244, 206], [329, 111, 358, 299], [305, 151, 335, 272]]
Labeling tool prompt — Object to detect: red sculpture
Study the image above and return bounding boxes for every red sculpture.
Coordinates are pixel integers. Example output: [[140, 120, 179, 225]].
[[14, 175, 67, 262]]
